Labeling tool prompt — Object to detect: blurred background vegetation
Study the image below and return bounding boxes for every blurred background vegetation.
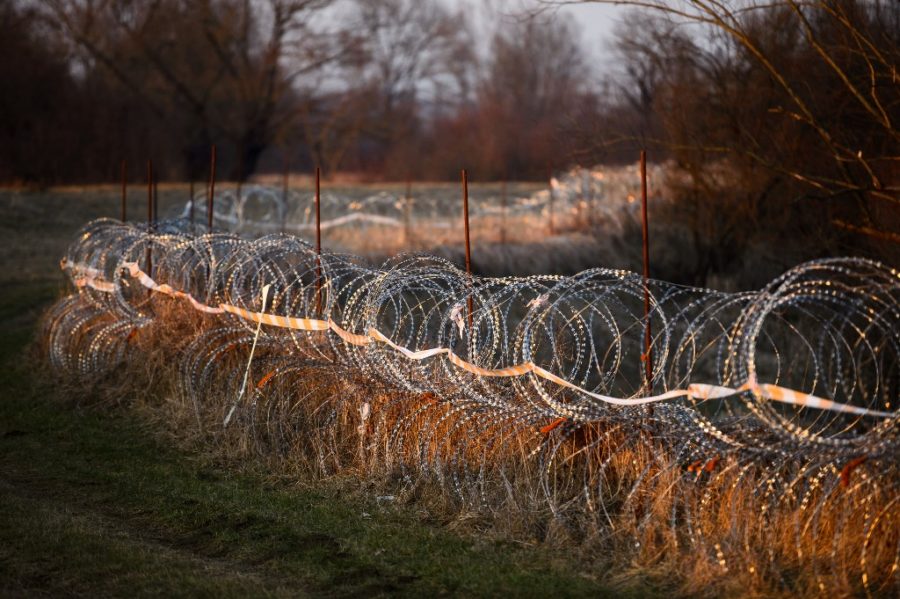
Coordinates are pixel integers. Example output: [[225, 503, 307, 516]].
[[0, 0, 897, 284]]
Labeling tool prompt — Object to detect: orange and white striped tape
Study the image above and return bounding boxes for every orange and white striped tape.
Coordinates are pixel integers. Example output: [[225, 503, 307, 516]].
[[62, 260, 896, 420]]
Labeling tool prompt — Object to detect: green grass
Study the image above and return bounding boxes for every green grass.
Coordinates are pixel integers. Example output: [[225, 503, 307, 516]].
[[0, 279, 639, 597]]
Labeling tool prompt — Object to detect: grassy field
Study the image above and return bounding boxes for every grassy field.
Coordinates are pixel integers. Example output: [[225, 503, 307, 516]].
[[0, 190, 646, 597]]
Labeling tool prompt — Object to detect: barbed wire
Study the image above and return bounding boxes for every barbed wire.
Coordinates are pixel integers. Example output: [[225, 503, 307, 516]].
[[45, 217, 900, 593], [174, 166, 652, 237]]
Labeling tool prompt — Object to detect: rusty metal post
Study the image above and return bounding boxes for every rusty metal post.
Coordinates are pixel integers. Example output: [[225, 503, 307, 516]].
[[236, 146, 245, 209], [315, 166, 322, 315], [588, 174, 595, 228], [146, 160, 153, 296], [500, 178, 507, 245], [578, 170, 586, 229], [404, 177, 412, 247], [281, 151, 289, 234], [548, 168, 555, 235], [640, 150, 653, 389], [147, 160, 153, 226], [120, 159, 127, 222], [207, 145, 217, 230], [462, 169, 473, 331]]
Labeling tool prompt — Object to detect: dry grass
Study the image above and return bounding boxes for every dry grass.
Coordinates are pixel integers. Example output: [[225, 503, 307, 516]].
[[40, 290, 900, 598]]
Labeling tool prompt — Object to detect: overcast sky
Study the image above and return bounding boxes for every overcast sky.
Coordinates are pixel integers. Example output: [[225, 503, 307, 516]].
[[439, 0, 633, 75], [535, 2, 630, 55], [549, 2, 633, 74]]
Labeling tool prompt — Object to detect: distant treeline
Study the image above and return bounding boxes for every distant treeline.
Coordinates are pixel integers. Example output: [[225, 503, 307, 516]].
[[1, 0, 897, 280], [1, 0, 621, 184]]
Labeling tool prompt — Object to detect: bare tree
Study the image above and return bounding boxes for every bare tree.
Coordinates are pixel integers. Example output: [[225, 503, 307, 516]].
[[350, 0, 476, 176], [0, 1, 75, 182], [553, 0, 899, 274], [356, 0, 474, 117], [293, 85, 373, 177], [476, 13, 591, 178], [274, 0, 477, 178], [44, 0, 345, 179]]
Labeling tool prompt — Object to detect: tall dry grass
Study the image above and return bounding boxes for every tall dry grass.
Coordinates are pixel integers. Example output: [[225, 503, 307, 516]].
[[39, 291, 900, 598]]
